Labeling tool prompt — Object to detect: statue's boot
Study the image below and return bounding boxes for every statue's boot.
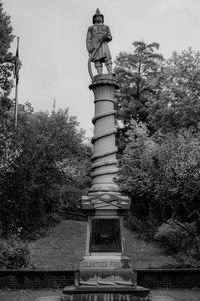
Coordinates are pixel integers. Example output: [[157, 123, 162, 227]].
[[106, 63, 113, 74], [96, 66, 103, 74]]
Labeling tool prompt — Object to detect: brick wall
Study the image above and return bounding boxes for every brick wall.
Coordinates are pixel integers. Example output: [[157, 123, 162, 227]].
[[0, 270, 74, 290], [0, 269, 200, 290], [137, 269, 200, 289]]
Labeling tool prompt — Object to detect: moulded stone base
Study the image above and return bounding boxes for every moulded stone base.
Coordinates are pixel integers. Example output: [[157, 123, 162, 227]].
[[79, 268, 137, 287], [63, 285, 150, 301]]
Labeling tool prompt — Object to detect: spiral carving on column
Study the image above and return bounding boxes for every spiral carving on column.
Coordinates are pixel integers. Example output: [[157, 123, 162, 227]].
[[89, 74, 120, 194]]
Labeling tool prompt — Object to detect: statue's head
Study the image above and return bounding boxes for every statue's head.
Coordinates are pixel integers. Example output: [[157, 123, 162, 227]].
[[93, 8, 104, 24]]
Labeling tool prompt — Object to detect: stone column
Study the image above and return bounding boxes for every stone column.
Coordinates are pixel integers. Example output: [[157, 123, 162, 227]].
[[82, 74, 130, 211], [89, 74, 120, 195]]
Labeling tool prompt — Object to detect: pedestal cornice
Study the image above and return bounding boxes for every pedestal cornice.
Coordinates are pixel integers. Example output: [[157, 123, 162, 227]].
[[89, 74, 119, 90]]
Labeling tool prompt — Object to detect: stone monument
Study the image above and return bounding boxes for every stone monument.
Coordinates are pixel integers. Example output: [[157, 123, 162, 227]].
[[63, 9, 150, 301]]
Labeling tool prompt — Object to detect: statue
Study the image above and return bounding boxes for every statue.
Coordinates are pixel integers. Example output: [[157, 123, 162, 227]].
[[86, 9, 113, 79]]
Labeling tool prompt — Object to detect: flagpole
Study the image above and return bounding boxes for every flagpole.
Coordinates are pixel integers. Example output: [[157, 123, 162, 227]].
[[14, 37, 20, 129], [14, 76, 18, 128]]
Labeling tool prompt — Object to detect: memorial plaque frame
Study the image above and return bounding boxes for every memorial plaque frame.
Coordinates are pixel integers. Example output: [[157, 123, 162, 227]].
[[86, 216, 124, 256]]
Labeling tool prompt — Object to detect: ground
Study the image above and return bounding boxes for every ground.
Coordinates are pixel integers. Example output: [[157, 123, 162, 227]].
[[0, 289, 200, 301], [29, 220, 178, 269]]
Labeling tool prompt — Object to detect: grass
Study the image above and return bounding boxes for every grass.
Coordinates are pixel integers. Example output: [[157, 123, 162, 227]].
[[29, 220, 87, 269], [29, 220, 178, 269], [0, 289, 200, 301]]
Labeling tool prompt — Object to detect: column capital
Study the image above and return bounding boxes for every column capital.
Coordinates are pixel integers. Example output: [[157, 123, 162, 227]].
[[89, 74, 119, 90]]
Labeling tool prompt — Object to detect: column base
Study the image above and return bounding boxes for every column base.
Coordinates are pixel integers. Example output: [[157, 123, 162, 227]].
[[82, 193, 130, 211]]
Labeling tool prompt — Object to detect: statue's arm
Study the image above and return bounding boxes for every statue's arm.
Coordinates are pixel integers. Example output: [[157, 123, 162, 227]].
[[106, 26, 112, 42]]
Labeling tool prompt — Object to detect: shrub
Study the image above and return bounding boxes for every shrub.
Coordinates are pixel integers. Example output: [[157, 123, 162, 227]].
[[0, 235, 30, 268], [154, 219, 196, 254], [154, 219, 200, 266], [174, 235, 200, 267], [47, 213, 61, 226]]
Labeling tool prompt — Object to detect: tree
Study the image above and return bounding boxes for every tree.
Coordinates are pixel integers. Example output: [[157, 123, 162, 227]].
[[148, 48, 200, 133], [0, 107, 90, 236], [0, 0, 15, 130], [114, 41, 163, 129], [117, 121, 158, 220], [0, 1, 14, 57], [118, 124, 200, 230]]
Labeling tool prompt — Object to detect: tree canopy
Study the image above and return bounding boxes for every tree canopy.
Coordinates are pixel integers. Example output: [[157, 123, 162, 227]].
[[116, 42, 200, 265], [0, 0, 15, 129], [0, 106, 90, 236], [114, 41, 163, 128], [148, 48, 200, 133]]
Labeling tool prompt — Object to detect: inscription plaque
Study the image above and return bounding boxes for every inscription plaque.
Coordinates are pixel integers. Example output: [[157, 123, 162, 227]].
[[80, 259, 131, 269], [90, 218, 122, 252]]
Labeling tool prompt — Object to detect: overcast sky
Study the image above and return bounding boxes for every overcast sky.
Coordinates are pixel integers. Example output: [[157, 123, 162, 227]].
[[4, 0, 200, 137]]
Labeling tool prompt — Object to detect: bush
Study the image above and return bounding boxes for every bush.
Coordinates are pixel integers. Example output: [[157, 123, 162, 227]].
[[174, 235, 200, 267], [0, 235, 30, 268], [154, 219, 200, 267], [47, 213, 61, 226], [155, 219, 196, 254]]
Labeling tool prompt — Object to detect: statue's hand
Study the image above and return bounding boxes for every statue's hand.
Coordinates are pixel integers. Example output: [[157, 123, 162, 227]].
[[102, 34, 108, 41], [102, 34, 112, 42]]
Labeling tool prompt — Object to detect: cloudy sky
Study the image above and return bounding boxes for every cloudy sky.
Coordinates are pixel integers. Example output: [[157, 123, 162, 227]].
[[4, 0, 200, 137]]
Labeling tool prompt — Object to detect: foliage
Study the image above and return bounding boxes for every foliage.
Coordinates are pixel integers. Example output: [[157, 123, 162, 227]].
[[0, 132, 21, 176], [152, 129, 200, 225], [115, 43, 200, 266], [114, 41, 163, 129], [0, 1, 14, 57], [148, 48, 200, 133], [118, 121, 158, 220], [118, 123, 200, 229], [155, 219, 200, 266], [0, 107, 90, 236], [155, 219, 196, 254], [119, 123, 200, 266], [0, 0, 15, 128], [0, 234, 30, 268]]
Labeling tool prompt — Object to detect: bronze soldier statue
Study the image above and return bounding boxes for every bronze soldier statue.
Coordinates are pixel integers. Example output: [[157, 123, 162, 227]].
[[86, 9, 113, 77]]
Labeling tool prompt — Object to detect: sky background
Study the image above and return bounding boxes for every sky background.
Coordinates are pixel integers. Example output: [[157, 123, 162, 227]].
[[4, 0, 200, 138]]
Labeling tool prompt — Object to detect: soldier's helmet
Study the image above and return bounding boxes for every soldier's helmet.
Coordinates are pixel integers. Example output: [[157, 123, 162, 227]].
[[93, 8, 104, 24]]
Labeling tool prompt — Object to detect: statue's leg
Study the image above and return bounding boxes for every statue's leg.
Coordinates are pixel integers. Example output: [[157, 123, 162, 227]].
[[105, 60, 112, 74], [95, 61, 103, 74]]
